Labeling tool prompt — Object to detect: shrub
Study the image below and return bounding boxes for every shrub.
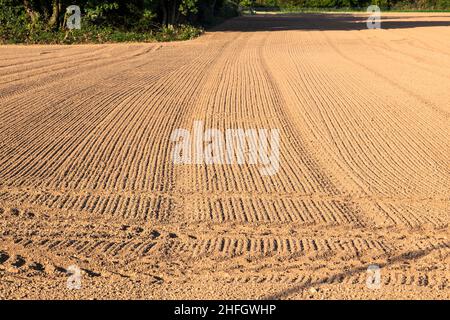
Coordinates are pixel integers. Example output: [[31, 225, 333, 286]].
[[155, 24, 203, 41], [0, 0, 28, 43]]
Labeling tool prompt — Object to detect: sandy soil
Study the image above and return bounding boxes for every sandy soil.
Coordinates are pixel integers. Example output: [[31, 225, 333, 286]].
[[0, 13, 449, 300]]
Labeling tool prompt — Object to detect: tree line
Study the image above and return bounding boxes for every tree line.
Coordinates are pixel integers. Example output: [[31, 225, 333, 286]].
[[255, 0, 450, 9], [0, 0, 240, 43], [2, 0, 239, 29], [1, 0, 449, 43]]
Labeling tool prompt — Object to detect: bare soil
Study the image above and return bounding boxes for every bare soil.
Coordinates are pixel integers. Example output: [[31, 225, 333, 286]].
[[0, 13, 449, 299]]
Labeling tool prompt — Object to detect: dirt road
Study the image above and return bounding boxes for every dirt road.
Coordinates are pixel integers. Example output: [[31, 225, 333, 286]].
[[0, 13, 449, 299]]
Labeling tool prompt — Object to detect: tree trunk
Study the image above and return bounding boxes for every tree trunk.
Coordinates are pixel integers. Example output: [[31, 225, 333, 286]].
[[210, 0, 217, 15], [48, 0, 60, 29], [170, 0, 177, 25], [161, 0, 168, 26]]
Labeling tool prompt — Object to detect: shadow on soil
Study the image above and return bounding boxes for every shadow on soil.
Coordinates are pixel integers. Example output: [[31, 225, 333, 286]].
[[264, 241, 449, 299], [211, 13, 450, 32]]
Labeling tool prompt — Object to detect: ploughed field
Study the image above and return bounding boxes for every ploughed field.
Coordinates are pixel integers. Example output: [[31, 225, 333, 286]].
[[0, 13, 449, 299]]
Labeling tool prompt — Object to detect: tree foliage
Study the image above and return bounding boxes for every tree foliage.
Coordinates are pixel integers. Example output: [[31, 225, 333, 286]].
[[1, 0, 449, 43], [0, 0, 239, 31], [0, 0, 240, 42]]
